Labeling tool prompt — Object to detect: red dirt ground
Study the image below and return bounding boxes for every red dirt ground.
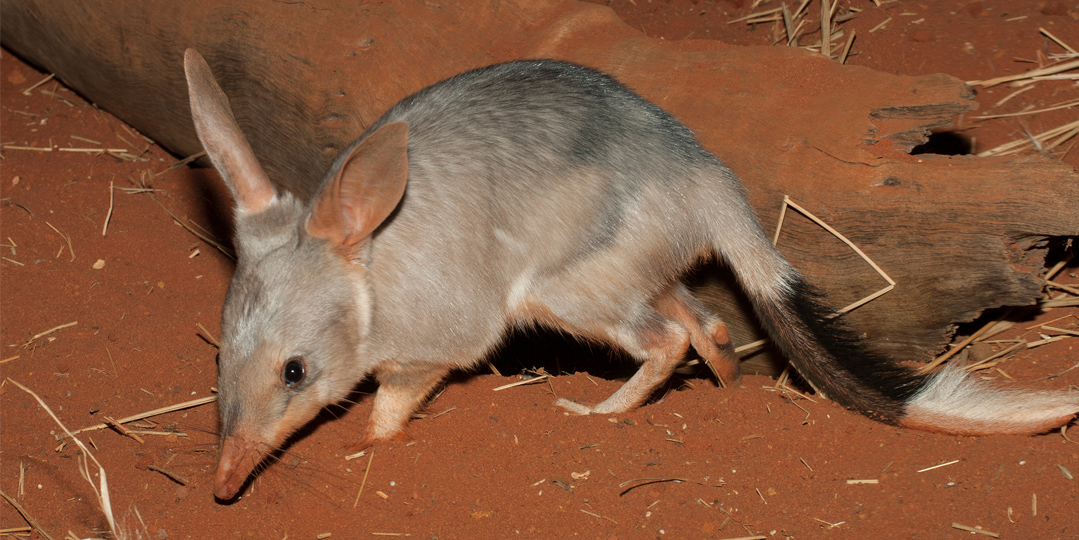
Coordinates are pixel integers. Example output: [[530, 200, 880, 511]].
[[2, 1, 1078, 538]]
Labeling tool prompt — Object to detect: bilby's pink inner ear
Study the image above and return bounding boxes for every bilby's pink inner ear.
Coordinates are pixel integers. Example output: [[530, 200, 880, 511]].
[[307, 122, 409, 248], [183, 48, 275, 214]]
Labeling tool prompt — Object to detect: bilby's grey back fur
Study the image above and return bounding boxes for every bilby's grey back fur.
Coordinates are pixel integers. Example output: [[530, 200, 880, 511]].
[[342, 60, 790, 363]]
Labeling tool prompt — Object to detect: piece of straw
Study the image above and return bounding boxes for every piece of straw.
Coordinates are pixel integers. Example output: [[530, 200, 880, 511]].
[[7, 379, 116, 536], [838, 29, 856, 64], [918, 308, 1012, 374], [103, 181, 115, 236], [917, 459, 959, 473], [45, 222, 74, 262], [22, 73, 55, 96], [820, 0, 832, 58], [0, 490, 54, 540], [353, 450, 375, 508], [1040, 27, 1077, 54], [69, 395, 216, 437], [951, 523, 999, 538], [493, 374, 550, 391], [773, 196, 895, 314], [968, 58, 1079, 87], [974, 98, 1078, 119]]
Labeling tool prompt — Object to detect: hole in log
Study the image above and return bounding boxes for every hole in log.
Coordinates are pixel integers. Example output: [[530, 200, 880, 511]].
[[911, 130, 972, 156]]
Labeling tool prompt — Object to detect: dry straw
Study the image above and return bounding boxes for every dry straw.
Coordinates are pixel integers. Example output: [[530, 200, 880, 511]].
[[729, 0, 853, 60], [69, 395, 216, 437], [8, 379, 121, 539]]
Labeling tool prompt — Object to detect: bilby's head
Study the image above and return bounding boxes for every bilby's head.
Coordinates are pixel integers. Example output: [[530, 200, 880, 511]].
[[183, 49, 408, 500]]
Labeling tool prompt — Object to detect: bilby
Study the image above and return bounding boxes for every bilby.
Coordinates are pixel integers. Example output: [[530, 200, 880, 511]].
[[182, 49, 1079, 501]]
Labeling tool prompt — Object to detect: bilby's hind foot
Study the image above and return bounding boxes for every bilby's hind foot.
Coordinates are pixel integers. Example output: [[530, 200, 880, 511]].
[[704, 321, 741, 387], [555, 316, 691, 417], [654, 283, 741, 387]]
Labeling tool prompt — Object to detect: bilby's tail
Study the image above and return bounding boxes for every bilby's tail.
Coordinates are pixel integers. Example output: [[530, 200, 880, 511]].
[[710, 196, 1079, 435], [752, 276, 1079, 435]]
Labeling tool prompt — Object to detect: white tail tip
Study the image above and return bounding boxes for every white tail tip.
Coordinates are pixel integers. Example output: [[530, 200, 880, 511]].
[[901, 364, 1079, 436]]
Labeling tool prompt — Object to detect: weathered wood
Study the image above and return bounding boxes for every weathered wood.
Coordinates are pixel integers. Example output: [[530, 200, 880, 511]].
[[3, 0, 1076, 374]]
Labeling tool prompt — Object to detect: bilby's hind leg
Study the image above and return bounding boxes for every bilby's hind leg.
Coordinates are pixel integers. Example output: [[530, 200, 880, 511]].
[[361, 361, 450, 446], [653, 283, 741, 387], [554, 314, 691, 415]]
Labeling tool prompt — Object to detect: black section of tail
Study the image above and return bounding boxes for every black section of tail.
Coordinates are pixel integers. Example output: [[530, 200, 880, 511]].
[[755, 276, 927, 424]]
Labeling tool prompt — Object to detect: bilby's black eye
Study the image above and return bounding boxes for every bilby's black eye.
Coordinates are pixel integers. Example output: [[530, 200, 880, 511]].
[[283, 356, 306, 387]]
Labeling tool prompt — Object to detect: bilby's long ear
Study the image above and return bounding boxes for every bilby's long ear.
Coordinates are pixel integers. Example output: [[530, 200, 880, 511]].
[[306, 122, 409, 249], [184, 49, 275, 214]]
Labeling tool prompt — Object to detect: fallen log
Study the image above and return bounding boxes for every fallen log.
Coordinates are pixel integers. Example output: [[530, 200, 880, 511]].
[[3, 0, 1076, 374]]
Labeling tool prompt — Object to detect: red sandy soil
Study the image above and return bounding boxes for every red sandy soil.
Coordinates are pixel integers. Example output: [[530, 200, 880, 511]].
[[2, 1, 1078, 538]]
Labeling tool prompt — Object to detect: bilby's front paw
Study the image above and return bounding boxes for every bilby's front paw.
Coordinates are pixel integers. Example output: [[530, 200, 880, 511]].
[[342, 429, 410, 456], [554, 397, 595, 415]]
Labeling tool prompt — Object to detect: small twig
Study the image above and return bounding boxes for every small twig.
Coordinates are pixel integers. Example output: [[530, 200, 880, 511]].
[[734, 338, 767, 356], [1027, 335, 1069, 349], [781, 3, 796, 46], [1041, 325, 1079, 337], [57, 147, 128, 154], [102, 181, 115, 236], [1, 144, 52, 152], [973, 98, 1079, 119], [580, 508, 618, 524], [71, 135, 101, 145], [147, 465, 188, 485], [22, 73, 56, 96], [1040, 27, 1077, 54], [773, 196, 895, 315], [0, 490, 55, 540], [104, 416, 145, 444], [968, 58, 1079, 87], [868, 17, 891, 33], [196, 322, 220, 348], [69, 395, 216, 437], [963, 340, 1026, 371], [951, 522, 999, 537], [820, 0, 831, 58], [727, 7, 782, 24], [617, 477, 687, 496], [1042, 297, 1079, 308], [45, 221, 75, 261], [166, 151, 207, 171], [7, 379, 116, 535], [918, 459, 959, 473], [919, 310, 1010, 374], [991, 86, 1034, 108], [22, 321, 78, 348], [353, 450, 375, 508], [1046, 362, 1079, 380], [429, 406, 457, 420], [838, 29, 856, 64], [493, 374, 550, 391], [149, 195, 234, 260], [127, 430, 187, 437], [813, 518, 845, 529], [1046, 281, 1079, 296]]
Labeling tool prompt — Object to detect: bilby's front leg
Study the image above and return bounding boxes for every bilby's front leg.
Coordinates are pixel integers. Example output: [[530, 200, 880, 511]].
[[362, 361, 450, 445]]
